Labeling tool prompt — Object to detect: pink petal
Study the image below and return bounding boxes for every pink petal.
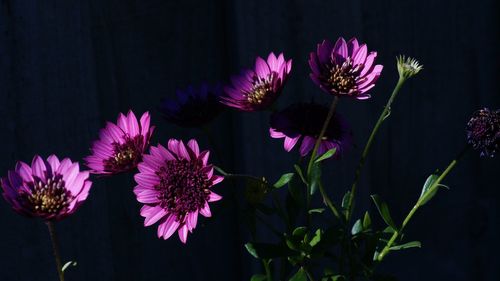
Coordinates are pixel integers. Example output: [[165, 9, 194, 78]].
[[62, 163, 80, 188], [46, 155, 60, 174], [208, 192, 222, 202], [211, 175, 224, 185], [117, 113, 129, 133], [140, 112, 151, 138], [266, 52, 278, 71], [199, 202, 212, 217], [199, 151, 210, 166], [167, 139, 180, 157], [347, 38, 359, 56], [284, 136, 300, 152], [134, 173, 160, 187], [270, 128, 285, 138], [255, 57, 271, 78], [158, 215, 180, 240], [352, 44, 367, 65], [31, 156, 47, 180], [135, 189, 160, 204], [360, 52, 377, 77], [333, 37, 348, 60], [15, 162, 33, 182], [186, 210, 198, 232], [144, 206, 167, 226], [127, 110, 140, 136], [178, 224, 189, 243], [105, 122, 125, 143], [187, 139, 200, 156], [317, 40, 333, 65]]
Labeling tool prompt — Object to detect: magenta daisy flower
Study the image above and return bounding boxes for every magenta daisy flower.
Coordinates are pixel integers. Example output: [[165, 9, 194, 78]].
[[269, 103, 352, 157], [1, 155, 92, 221], [221, 52, 292, 111], [85, 110, 155, 174], [133, 139, 223, 243], [309, 37, 383, 100]]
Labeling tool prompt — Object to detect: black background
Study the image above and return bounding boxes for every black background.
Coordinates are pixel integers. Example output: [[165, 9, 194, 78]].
[[0, 0, 499, 280]]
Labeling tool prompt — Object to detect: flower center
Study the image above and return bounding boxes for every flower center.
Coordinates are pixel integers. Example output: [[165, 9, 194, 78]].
[[104, 135, 144, 172], [155, 159, 211, 222], [247, 82, 272, 105], [24, 175, 73, 215], [327, 59, 359, 94]]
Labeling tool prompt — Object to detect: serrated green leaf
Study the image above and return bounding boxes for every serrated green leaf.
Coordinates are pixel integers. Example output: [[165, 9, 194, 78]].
[[315, 148, 337, 163], [274, 173, 295, 188], [289, 268, 307, 281], [251, 274, 267, 281], [308, 208, 325, 214], [62, 261, 77, 273], [389, 241, 421, 251], [308, 162, 322, 195], [245, 242, 293, 259], [363, 211, 371, 229], [371, 195, 397, 230], [351, 219, 363, 236]]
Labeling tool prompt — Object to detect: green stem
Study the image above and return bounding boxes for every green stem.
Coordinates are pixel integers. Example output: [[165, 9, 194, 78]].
[[46, 221, 64, 281], [376, 147, 467, 262], [346, 77, 407, 221], [318, 182, 342, 220], [263, 259, 273, 281], [306, 97, 340, 177], [304, 267, 316, 281]]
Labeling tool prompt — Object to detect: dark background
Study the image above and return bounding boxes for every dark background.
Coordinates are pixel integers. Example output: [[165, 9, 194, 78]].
[[0, 0, 499, 280]]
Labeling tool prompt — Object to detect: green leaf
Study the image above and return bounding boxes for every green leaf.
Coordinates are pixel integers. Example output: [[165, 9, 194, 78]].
[[251, 274, 267, 281], [289, 268, 307, 281], [292, 226, 308, 238], [308, 162, 322, 195], [351, 219, 363, 236], [62, 261, 77, 273], [341, 191, 351, 209], [245, 242, 293, 259], [294, 165, 307, 184], [308, 208, 325, 214], [389, 241, 421, 251], [370, 195, 397, 230], [274, 173, 295, 188], [309, 229, 322, 247], [363, 211, 372, 229], [419, 174, 448, 206], [314, 148, 337, 163]]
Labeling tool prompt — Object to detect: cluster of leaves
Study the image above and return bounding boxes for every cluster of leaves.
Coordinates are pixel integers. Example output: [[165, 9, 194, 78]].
[[241, 149, 447, 281]]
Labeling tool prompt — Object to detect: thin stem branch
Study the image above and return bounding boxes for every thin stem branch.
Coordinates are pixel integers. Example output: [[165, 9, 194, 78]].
[[46, 221, 64, 281], [346, 77, 407, 221], [263, 259, 273, 281], [318, 182, 342, 220], [376, 147, 468, 262]]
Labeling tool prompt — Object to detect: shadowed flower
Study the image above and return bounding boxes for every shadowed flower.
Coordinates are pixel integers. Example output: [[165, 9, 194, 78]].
[[85, 110, 155, 174], [309, 37, 383, 100], [134, 139, 223, 243], [159, 84, 224, 128], [269, 103, 352, 157], [466, 108, 499, 157], [1, 155, 92, 221], [221, 52, 292, 111]]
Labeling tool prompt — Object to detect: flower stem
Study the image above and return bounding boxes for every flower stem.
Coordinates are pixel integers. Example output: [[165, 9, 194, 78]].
[[306, 97, 340, 177], [46, 221, 64, 281], [346, 77, 407, 221], [318, 182, 342, 220], [263, 259, 273, 281], [376, 147, 467, 262]]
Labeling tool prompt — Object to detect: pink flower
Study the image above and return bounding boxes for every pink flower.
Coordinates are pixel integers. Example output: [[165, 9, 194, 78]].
[[221, 52, 292, 111], [309, 37, 383, 100], [134, 139, 223, 243], [1, 155, 92, 221], [85, 110, 154, 174]]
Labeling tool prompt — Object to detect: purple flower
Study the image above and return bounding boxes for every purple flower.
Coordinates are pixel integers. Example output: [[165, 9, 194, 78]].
[[134, 139, 223, 243], [309, 37, 383, 100], [269, 103, 352, 157], [466, 108, 499, 157], [221, 52, 292, 111], [159, 84, 224, 128], [1, 155, 92, 221], [85, 110, 155, 174]]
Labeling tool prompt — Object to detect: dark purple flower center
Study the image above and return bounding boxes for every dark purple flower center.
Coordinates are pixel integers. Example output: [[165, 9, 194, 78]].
[[104, 135, 144, 172], [324, 58, 360, 94], [155, 159, 211, 221], [22, 175, 73, 215], [466, 109, 500, 157]]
